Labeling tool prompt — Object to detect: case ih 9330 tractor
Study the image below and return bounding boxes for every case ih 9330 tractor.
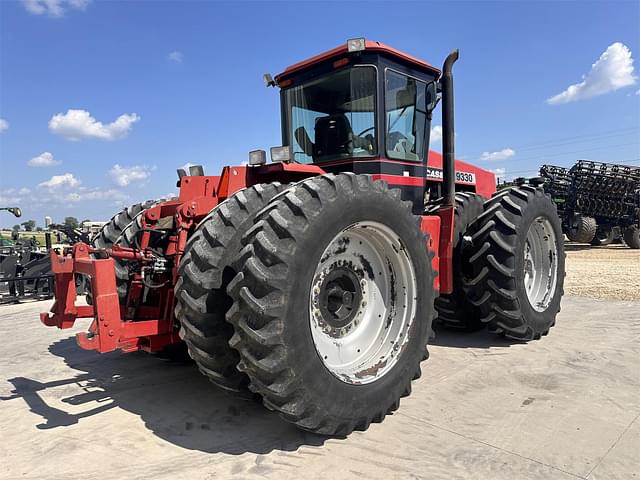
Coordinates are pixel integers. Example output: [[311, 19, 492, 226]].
[[41, 39, 565, 436]]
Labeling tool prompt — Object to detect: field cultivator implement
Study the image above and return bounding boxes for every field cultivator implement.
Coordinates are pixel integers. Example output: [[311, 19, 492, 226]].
[[540, 160, 640, 248]]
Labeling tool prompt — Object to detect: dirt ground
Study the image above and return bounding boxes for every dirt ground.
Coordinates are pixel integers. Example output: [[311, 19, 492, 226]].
[[564, 243, 640, 301]]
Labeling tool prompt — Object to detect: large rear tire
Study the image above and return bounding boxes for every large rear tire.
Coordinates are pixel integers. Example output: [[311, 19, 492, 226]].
[[434, 192, 485, 331], [175, 184, 285, 394], [227, 174, 436, 436], [466, 186, 565, 340]]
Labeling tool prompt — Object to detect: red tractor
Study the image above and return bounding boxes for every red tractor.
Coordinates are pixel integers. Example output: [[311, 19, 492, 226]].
[[41, 39, 565, 436]]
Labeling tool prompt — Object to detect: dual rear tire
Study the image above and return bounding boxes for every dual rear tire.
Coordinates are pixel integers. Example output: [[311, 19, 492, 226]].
[[175, 174, 436, 436], [433, 192, 485, 331], [465, 186, 565, 340], [175, 184, 286, 393]]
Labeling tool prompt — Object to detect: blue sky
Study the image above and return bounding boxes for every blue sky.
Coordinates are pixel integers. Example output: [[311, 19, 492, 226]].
[[1, 0, 639, 226]]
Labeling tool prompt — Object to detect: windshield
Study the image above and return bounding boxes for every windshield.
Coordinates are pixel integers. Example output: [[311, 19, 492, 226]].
[[284, 66, 377, 164]]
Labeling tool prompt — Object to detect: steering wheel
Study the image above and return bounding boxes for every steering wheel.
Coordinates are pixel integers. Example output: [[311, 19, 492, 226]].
[[353, 126, 376, 153], [357, 126, 375, 137]]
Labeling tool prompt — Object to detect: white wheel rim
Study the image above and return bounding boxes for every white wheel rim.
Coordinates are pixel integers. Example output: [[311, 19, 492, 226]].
[[523, 216, 559, 312], [309, 221, 418, 385]]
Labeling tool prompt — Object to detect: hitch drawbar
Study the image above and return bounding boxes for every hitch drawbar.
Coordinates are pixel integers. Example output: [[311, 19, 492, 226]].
[[40, 243, 180, 353]]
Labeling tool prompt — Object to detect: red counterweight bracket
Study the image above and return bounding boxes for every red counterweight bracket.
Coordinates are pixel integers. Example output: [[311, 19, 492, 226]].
[[40, 243, 179, 354], [436, 206, 455, 295]]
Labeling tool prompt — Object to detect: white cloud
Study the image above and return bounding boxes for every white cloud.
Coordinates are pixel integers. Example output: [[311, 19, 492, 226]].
[[28, 151, 61, 167], [490, 167, 506, 177], [430, 125, 442, 143], [109, 164, 152, 187], [49, 109, 140, 141], [159, 192, 178, 201], [38, 173, 80, 189], [168, 51, 183, 64], [64, 188, 128, 203], [1, 187, 31, 204], [547, 43, 637, 105], [21, 0, 91, 17], [0, 194, 16, 205], [480, 148, 515, 162], [0, 118, 8, 133]]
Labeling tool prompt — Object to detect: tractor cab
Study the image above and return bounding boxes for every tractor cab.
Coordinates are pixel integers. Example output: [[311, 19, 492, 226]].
[[268, 39, 495, 213], [275, 39, 439, 167]]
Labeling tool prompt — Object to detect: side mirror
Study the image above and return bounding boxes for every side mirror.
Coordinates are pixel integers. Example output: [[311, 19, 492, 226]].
[[426, 82, 440, 115]]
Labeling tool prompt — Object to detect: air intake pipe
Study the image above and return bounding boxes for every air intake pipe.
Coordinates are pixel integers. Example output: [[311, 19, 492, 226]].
[[441, 49, 459, 208]]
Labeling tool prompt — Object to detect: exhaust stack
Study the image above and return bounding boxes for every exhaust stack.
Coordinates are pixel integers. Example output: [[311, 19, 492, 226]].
[[441, 49, 459, 208]]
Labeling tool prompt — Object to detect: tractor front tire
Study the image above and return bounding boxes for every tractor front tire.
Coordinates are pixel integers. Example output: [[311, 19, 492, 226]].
[[623, 225, 640, 249], [434, 192, 485, 331], [87, 201, 154, 304], [92, 201, 153, 251], [566, 215, 596, 243], [227, 174, 436, 436], [175, 184, 285, 394], [112, 208, 151, 302], [467, 186, 565, 340]]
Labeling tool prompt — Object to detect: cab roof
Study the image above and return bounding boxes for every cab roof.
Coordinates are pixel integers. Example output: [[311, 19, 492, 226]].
[[275, 39, 441, 83]]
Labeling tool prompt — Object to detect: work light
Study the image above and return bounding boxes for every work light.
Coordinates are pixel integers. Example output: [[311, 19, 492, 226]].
[[270, 146, 292, 163], [347, 38, 366, 52], [248, 149, 267, 166]]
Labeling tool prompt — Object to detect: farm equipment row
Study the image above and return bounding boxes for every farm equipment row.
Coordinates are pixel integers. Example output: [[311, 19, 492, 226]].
[[0, 207, 94, 303], [0, 207, 52, 303], [38, 39, 565, 436], [539, 160, 640, 248]]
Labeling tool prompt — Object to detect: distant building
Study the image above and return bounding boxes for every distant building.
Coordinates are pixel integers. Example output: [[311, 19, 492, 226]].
[[81, 221, 107, 238], [44, 216, 52, 228]]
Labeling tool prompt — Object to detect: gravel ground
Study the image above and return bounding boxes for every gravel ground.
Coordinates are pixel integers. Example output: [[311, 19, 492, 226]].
[[564, 243, 640, 301]]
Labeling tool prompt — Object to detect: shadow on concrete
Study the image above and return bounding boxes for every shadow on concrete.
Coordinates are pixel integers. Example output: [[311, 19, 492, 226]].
[[431, 325, 525, 349], [1, 336, 326, 454]]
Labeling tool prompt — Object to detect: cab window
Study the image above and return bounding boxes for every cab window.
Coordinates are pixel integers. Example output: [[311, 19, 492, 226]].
[[284, 66, 377, 164], [385, 70, 427, 162]]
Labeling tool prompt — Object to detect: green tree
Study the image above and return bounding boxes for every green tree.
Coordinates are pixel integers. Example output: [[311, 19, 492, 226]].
[[12, 224, 20, 232], [21, 220, 36, 231], [36, 226, 43, 232], [64, 216, 79, 229]]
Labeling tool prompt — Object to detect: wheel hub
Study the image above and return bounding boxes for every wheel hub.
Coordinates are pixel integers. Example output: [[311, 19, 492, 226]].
[[319, 267, 363, 329]]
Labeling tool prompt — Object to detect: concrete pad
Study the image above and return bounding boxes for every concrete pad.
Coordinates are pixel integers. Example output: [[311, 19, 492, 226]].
[[0, 296, 638, 479]]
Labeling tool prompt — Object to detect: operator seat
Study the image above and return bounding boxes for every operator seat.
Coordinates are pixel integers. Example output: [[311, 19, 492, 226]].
[[314, 113, 354, 159]]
